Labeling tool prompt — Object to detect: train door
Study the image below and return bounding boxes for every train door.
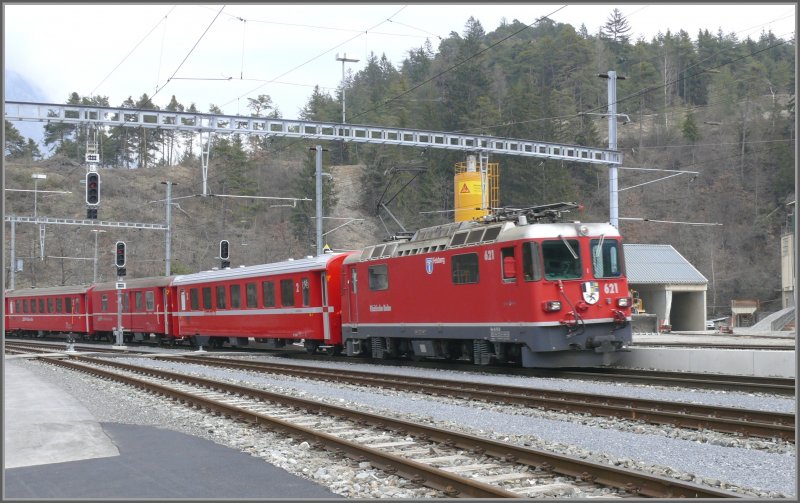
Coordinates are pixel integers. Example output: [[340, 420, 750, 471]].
[[319, 273, 331, 342], [348, 266, 359, 328], [122, 290, 133, 332], [162, 287, 171, 337]]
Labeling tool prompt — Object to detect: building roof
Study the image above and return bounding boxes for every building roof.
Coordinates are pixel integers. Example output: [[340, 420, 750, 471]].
[[623, 244, 708, 285]]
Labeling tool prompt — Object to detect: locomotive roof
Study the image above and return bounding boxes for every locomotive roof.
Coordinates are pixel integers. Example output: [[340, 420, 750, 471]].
[[93, 276, 175, 292], [5, 284, 92, 297], [172, 253, 350, 286], [345, 220, 620, 263]]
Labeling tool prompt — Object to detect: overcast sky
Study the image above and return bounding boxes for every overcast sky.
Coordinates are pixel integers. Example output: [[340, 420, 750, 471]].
[[4, 3, 796, 120]]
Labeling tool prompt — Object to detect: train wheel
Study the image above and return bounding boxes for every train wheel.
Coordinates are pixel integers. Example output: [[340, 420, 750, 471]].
[[304, 340, 320, 354]]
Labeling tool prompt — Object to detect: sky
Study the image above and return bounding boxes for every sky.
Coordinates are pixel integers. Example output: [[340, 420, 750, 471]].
[[3, 3, 797, 120]]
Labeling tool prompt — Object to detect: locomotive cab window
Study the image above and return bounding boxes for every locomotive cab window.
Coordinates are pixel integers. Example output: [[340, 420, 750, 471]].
[[522, 242, 543, 281], [368, 264, 388, 291], [280, 279, 295, 307], [591, 238, 623, 278], [452, 253, 479, 284], [542, 239, 581, 280]]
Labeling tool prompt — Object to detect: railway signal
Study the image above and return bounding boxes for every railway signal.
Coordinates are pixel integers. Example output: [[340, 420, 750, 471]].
[[86, 172, 100, 205], [220, 239, 230, 268], [115, 241, 126, 276]]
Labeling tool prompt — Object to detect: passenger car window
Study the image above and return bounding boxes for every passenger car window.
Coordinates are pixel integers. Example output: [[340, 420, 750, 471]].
[[246, 283, 258, 308], [230, 284, 241, 308], [263, 281, 276, 307], [280, 279, 295, 307]]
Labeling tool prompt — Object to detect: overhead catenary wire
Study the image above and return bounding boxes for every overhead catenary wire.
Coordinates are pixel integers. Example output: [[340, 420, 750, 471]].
[[89, 5, 177, 97], [151, 5, 226, 102]]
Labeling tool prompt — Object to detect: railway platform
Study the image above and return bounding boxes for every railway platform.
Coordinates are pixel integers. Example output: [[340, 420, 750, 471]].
[[618, 331, 796, 378], [3, 359, 341, 499]]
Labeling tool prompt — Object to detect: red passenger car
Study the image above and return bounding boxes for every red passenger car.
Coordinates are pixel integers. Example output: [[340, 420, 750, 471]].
[[5, 285, 93, 338], [340, 205, 632, 367], [171, 254, 351, 351], [90, 277, 175, 343]]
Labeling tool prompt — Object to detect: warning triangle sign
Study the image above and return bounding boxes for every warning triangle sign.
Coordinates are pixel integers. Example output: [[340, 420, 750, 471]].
[[460, 183, 470, 194]]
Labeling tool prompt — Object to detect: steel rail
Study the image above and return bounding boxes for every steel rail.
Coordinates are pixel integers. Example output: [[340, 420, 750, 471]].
[[169, 355, 795, 442], [55, 355, 743, 498], [44, 356, 517, 498]]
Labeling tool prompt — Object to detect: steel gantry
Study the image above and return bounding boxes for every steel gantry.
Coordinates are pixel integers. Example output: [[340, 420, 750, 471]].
[[5, 100, 622, 194]]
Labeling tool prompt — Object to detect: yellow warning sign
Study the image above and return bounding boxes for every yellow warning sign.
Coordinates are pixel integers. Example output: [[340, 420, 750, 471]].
[[460, 183, 470, 194]]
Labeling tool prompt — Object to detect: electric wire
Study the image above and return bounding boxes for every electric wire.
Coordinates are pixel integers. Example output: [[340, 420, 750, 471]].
[[89, 5, 177, 97], [151, 5, 226, 102]]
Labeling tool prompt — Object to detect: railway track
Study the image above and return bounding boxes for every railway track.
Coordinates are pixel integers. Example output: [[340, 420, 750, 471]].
[[36, 354, 743, 498], [5, 342, 794, 442], [7, 338, 794, 396], [158, 354, 795, 442]]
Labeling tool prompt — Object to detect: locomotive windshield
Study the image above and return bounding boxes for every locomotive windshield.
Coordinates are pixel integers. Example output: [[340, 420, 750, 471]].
[[542, 239, 582, 280], [591, 238, 623, 278]]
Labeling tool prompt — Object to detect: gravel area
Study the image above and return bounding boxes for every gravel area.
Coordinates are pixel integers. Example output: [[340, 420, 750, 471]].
[[11, 356, 797, 498]]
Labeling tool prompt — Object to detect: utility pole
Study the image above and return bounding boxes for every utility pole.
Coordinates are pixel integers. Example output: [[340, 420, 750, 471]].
[[315, 145, 324, 256], [91, 229, 105, 282], [161, 181, 176, 276], [599, 71, 625, 229], [336, 53, 360, 124], [9, 217, 16, 289]]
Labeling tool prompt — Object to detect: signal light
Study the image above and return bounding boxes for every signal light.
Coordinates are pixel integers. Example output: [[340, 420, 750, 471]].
[[115, 241, 126, 268], [219, 240, 230, 260], [86, 172, 100, 205], [87, 208, 98, 220]]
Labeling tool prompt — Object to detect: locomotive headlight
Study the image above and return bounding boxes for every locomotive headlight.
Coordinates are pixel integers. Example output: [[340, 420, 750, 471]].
[[617, 297, 632, 308], [543, 300, 562, 312]]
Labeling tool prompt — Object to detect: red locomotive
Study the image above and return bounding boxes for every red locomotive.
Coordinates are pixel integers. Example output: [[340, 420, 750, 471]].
[[4, 203, 632, 367], [340, 203, 631, 367]]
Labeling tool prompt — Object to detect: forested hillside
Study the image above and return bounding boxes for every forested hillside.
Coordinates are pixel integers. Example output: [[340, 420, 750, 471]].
[[4, 12, 795, 317]]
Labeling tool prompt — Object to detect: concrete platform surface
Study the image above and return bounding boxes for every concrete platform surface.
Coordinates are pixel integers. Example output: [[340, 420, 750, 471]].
[[4, 360, 120, 468], [620, 332, 796, 378], [3, 359, 341, 499]]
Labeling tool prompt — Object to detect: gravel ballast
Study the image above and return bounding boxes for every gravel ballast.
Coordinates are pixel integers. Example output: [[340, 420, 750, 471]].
[[10, 355, 796, 498]]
